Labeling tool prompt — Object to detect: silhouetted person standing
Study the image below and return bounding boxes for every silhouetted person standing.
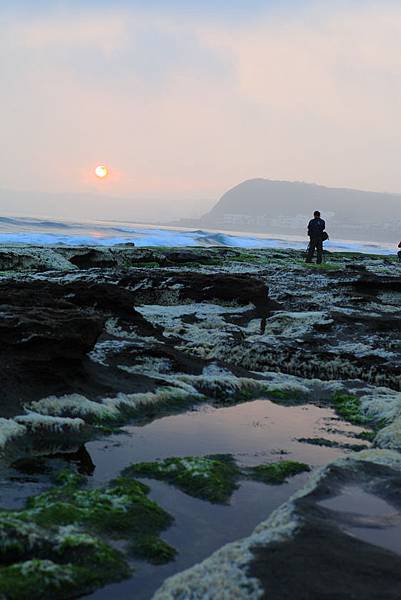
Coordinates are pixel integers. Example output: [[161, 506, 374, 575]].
[[306, 210, 326, 264]]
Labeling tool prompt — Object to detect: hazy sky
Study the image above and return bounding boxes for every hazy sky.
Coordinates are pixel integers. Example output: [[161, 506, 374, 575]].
[[0, 0, 400, 219]]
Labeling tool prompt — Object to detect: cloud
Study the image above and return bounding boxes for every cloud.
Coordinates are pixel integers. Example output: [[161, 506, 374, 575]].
[[0, 1, 400, 220]]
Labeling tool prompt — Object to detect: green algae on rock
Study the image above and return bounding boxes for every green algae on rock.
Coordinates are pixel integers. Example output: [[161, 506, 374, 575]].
[[267, 387, 306, 403], [23, 471, 173, 538], [332, 393, 368, 425], [246, 460, 311, 484], [355, 430, 376, 442], [0, 560, 88, 600], [0, 469, 175, 598], [0, 532, 130, 600], [124, 456, 312, 503], [124, 455, 241, 504], [297, 437, 369, 452], [0, 553, 128, 600], [129, 535, 177, 564]]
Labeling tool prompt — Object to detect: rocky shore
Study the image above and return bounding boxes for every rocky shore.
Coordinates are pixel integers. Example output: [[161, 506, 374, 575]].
[[1, 244, 401, 598]]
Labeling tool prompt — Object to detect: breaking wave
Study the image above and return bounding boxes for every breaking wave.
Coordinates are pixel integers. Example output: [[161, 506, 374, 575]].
[[0, 215, 395, 255]]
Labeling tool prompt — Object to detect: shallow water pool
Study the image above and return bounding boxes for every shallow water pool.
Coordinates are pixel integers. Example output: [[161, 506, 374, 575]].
[[78, 398, 367, 599]]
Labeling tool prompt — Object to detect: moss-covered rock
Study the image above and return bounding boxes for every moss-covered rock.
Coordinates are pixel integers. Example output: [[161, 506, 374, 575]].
[[332, 393, 368, 425], [21, 472, 172, 538], [297, 437, 369, 451], [268, 387, 305, 403], [124, 455, 313, 502], [355, 430, 376, 442], [0, 555, 128, 600], [0, 527, 130, 599], [0, 560, 84, 600], [124, 455, 241, 504], [246, 460, 311, 484], [0, 517, 50, 562], [129, 535, 177, 564], [0, 469, 175, 598]]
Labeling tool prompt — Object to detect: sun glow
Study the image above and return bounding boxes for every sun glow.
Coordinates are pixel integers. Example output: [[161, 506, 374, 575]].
[[95, 165, 108, 178]]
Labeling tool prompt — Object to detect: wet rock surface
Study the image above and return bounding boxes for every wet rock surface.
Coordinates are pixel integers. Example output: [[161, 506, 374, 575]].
[[1, 245, 401, 598], [156, 451, 401, 600], [249, 457, 401, 600]]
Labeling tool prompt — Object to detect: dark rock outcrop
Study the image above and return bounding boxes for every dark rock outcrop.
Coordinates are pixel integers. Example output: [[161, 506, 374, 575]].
[[119, 271, 277, 317], [349, 274, 401, 293], [0, 279, 160, 336], [0, 280, 163, 415], [0, 305, 104, 416], [68, 249, 117, 269]]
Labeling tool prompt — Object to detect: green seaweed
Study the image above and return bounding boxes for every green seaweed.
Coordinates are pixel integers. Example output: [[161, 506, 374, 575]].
[[0, 560, 88, 600], [354, 430, 376, 442], [124, 455, 241, 504], [247, 460, 311, 484], [0, 528, 130, 600], [94, 423, 124, 435], [24, 474, 172, 537], [129, 535, 177, 564], [0, 555, 128, 600], [0, 469, 175, 598], [230, 253, 262, 264], [268, 387, 304, 403], [332, 393, 368, 425], [124, 455, 313, 501], [297, 437, 369, 452]]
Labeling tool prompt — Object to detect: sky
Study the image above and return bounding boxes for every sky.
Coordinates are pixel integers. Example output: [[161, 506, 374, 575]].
[[0, 0, 400, 220]]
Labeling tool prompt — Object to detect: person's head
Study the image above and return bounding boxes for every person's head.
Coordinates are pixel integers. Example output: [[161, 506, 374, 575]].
[[314, 210, 321, 218]]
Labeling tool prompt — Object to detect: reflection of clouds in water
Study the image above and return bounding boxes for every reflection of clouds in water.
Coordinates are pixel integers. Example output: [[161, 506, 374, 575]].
[[320, 485, 401, 556], [87, 399, 368, 485]]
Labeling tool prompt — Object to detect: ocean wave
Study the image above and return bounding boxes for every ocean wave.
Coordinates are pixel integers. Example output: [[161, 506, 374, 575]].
[[0, 216, 73, 229], [0, 215, 396, 255]]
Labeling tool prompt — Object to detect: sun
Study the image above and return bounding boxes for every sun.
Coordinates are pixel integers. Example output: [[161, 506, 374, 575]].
[[95, 165, 108, 179]]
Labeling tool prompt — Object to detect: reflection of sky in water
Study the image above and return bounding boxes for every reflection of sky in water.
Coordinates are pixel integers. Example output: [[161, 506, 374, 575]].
[[320, 486, 401, 557], [3, 399, 369, 600], [320, 486, 395, 516], [87, 400, 367, 485], [84, 400, 367, 600]]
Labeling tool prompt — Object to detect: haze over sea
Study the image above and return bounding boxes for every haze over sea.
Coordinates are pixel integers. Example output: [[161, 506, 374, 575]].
[[0, 215, 395, 255]]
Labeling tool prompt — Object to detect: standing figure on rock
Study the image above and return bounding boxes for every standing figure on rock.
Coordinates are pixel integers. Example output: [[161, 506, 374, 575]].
[[305, 210, 326, 264]]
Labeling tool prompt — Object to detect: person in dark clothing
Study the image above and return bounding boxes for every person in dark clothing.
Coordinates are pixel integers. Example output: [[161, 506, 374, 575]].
[[397, 241, 401, 262], [305, 210, 326, 264]]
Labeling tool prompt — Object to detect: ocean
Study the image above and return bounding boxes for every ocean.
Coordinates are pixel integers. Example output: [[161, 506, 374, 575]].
[[0, 215, 396, 255]]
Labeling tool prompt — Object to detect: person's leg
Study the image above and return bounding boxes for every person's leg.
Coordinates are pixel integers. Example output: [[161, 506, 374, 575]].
[[398, 251, 401, 262], [316, 240, 323, 264], [306, 240, 315, 262]]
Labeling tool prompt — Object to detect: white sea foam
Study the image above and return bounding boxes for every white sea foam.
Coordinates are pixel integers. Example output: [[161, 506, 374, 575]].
[[0, 216, 396, 254], [0, 418, 27, 450]]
